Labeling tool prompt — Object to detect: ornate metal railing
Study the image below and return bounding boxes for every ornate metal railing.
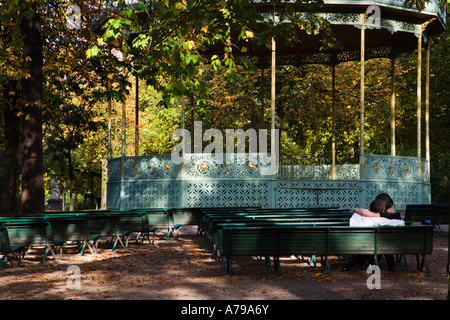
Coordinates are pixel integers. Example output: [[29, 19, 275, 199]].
[[106, 153, 430, 210], [363, 154, 429, 182]]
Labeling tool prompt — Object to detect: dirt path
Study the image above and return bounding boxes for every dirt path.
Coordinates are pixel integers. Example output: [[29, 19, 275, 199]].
[[0, 226, 448, 301]]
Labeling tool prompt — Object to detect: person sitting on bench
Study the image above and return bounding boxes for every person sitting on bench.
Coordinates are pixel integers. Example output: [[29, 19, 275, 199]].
[[354, 193, 401, 220], [343, 193, 403, 271]]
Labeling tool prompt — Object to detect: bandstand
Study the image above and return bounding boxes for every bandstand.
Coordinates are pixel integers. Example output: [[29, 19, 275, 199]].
[[104, 0, 446, 211]]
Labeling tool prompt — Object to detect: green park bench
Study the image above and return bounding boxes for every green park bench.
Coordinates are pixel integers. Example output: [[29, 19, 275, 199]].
[[168, 208, 203, 236], [405, 203, 449, 235], [49, 210, 160, 249], [203, 215, 350, 243], [202, 212, 352, 241], [43, 211, 122, 251], [0, 215, 97, 256], [43, 217, 96, 256], [199, 208, 351, 233], [110, 210, 160, 246], [105, 209, 175, 243], [46, 212, 125, 251], [143, 211, 176, 242], [212, 220, 350, 264], [42, 209, 175, 246], [201, 209, 353, 256], [165, 207, 262, 236], [220, 225, 434, 276], [83, 214, 124, 251], [0, 221, 64, 267], [0, 226, 27, 267]]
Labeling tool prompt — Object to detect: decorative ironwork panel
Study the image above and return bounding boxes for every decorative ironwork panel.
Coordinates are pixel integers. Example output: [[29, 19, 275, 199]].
[[335, 164, 360, 180], [186, 180, 270, 208], [106, 182, 121, 209], [276, 163, 360, 180], [276, 164, 331, 179], [108, 158, 122, 182], [105, 154, 429, 210], [276, 158, 330, 180], [275, 181, 360, 209], [183, 153, 273, 179], [122, 155, 181, 180], [364, 155, 420, 181], [363, 182, 422, 210], [120, 181, 181, 209]]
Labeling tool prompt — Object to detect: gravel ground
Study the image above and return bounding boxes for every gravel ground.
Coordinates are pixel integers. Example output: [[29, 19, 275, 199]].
[[0, 225, 448, 302]]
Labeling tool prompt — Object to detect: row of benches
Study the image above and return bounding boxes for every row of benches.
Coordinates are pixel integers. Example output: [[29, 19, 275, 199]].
[[1, 205, 446, 276], [197, 207, 439, 276], [0, 209, 190, 267]]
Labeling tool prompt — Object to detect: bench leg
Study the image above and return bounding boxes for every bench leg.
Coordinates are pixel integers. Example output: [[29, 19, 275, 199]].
[[222, 255, 226, 270], [137, 232, 147, 245], [165, 226, 182, 241], [173, 225, 182, 240], [79, 242, 86, 256], [424, 257, 431, 274], [321, 256, 330, 275], [138, 232, 150, 246], [274, 257, 281, 276], [265, 256, 271, 270], [41, 247, 48, 264], [16, 250, 26, 267], [215, 247, 222, 262], [112, 238, 118, 251], [435, 225, 441, 237], [403, 255, 408, 269], [226, 257, 232, 277], [41, 246, 57, 265], [417, 255, 431, 273], [0, 255, 6, 267], [121, 233, 131, 248], [1, 253, 16, 268], [310, 255, 317, 267], [79, 241, 96, 255], [89, 237, 100, 254], [85, 241, 98, 255], [12, 252, 20, 267], [112, 235, 126, 251]]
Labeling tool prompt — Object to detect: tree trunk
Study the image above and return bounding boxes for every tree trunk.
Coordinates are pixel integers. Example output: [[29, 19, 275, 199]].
[[68, 149, 75, 211], [1, 83, 21, 217], [448, 204, 450, 300], [19, 1, 45, 215]]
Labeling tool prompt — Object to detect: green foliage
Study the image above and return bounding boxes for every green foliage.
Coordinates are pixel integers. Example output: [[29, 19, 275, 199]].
[[89, 0, 339, 105], [1, 0, 449, 210]]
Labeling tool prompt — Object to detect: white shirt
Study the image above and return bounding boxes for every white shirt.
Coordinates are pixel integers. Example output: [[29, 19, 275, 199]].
[[349, 212, 405, 227]]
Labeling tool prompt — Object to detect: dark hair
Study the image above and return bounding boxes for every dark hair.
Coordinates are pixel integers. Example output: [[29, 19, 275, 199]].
[[369, 199, 386, 213], [375, 193, 394, 209]]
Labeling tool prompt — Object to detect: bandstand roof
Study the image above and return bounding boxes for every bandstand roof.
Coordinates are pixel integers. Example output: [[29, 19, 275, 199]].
[[93, 1, 446, 66], [203, 0, 447, 65]]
